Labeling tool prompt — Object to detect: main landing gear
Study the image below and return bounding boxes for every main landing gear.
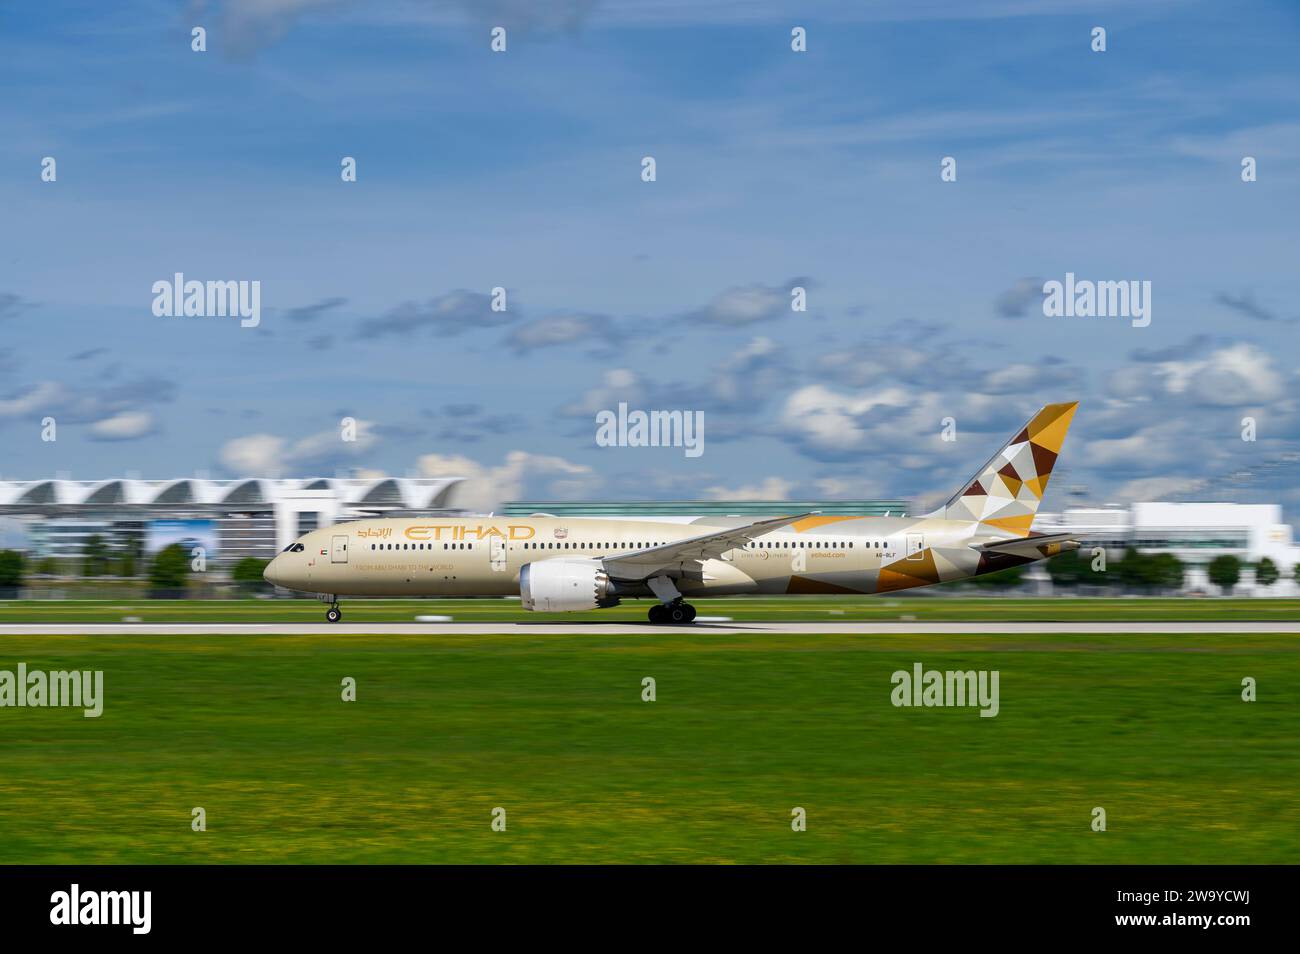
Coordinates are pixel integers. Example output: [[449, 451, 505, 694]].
[[648, 601, 697, 624], [644, 575, 695, 624]]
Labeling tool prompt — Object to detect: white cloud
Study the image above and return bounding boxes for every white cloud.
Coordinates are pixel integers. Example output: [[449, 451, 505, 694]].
[[687, 281, 797, 326], [218, 420, 379, 477], [981, 360, 1081, 395], [1081, 422, 1189, 470], [507, 313, 614, 353], [88, 410, 155, 441], [1123, 342, 1286, 407], [560, 368, 645, 417], [812, 476, 885, 498], [219, 434, 287, 475], [774, 385, 913, 458], [359, 289, 510, 338], [417, 449, 599, 512], [1187, 343, 1286, 406], [1109, 475, 1208, 502], [701, 476, 794, 501], [0, 381, 64, 418]]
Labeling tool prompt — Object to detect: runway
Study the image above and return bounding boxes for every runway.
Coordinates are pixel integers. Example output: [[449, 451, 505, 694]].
[[2, 621, 1298, 635]]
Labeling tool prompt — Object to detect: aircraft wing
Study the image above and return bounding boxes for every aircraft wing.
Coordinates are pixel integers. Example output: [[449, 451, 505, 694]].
[[602, 512, 819, 581], [972, 532, 1082, 558]]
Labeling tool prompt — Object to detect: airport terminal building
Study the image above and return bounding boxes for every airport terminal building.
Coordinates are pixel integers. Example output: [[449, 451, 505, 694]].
[[0, 478, 1296, 593], [0, 477, 463, 566], [1035, 502, 1300, 595]]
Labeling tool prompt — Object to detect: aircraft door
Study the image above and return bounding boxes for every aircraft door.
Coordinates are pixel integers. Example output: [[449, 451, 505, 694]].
[[331, 534, 349, 564], [905, 533, 925, 561], [489, 535, 508, 572]]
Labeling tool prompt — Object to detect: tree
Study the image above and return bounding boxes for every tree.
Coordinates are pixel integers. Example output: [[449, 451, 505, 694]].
[[965, 562, 1027, 589], [0, 550, 24, 593], [148, 544, 190, 595], [1111, 550, 1186, 593], [1295, 561, 1300, 588], [231, 557, 271, 593], [1148, 552, 1185, 592], [82, 534, 111, 577], [1046, 552, 1092, 588], [117, 551, 137, 578], [1255, 557, 1279, 589], [1207, 554, 1241, 595], [1113, 550, 1149, 591]]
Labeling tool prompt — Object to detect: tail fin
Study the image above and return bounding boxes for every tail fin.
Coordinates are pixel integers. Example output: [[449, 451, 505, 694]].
[[930, 401, 1078, 536]]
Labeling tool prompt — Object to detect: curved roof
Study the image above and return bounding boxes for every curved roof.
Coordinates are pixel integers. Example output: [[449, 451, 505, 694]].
[[16, 481, 58, 505], [222, 479, 266, 505], [0, 476, 464, 513], [82, 480, 126, 505], [152, 480, 196, 504], [356, 478, 405, 507]]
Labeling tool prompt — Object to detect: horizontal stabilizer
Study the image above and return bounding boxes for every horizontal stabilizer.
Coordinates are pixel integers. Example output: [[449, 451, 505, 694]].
[[972, 532, 1081, 559]]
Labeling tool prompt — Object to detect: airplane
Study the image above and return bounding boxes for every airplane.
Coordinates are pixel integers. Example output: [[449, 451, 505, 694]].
[[264, 402, 1081, 623]]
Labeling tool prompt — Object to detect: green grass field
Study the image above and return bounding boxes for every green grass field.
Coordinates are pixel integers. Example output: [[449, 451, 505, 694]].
[[1, 630, 1296, 863], [2, 596, 1299, 622]]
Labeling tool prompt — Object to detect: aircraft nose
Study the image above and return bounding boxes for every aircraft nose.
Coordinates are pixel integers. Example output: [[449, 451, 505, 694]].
[[264, 556, 283, 587]]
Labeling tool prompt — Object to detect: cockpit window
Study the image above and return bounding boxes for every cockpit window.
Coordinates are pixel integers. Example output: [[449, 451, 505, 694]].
[[282, 543, 306, 553]]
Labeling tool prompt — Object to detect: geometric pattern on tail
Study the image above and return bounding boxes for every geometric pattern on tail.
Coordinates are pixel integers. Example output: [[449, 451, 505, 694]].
[[938, 401, 1078, 536]]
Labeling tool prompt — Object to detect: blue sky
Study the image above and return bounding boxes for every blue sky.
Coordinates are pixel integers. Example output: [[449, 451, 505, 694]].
[[1, 0, 1298, 518]]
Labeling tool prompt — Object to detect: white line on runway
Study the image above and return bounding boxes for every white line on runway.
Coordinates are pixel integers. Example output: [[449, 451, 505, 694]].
[[1, 622, 1298, 635]]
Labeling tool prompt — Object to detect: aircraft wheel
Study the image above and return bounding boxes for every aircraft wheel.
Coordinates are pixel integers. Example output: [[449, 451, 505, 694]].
[[647, 604, 665, 624], [326, 606, 342, 623], [683, 604, 697, 623], [666, 603, 688, 624]]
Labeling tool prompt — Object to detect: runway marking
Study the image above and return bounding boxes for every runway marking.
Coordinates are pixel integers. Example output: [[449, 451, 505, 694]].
[[1, 622, 1298, 636]]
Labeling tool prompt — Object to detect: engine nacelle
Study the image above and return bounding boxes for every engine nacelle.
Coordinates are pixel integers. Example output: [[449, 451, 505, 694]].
[[520, 559, 617, 612]]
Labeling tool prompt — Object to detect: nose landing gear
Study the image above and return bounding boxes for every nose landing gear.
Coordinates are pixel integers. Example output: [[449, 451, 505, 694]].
[[317, 594, 342, 623], [648, 601, 696, 624]]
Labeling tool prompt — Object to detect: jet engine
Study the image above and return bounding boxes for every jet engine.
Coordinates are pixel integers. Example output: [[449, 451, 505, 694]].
[[520, 559, 618, 612]]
